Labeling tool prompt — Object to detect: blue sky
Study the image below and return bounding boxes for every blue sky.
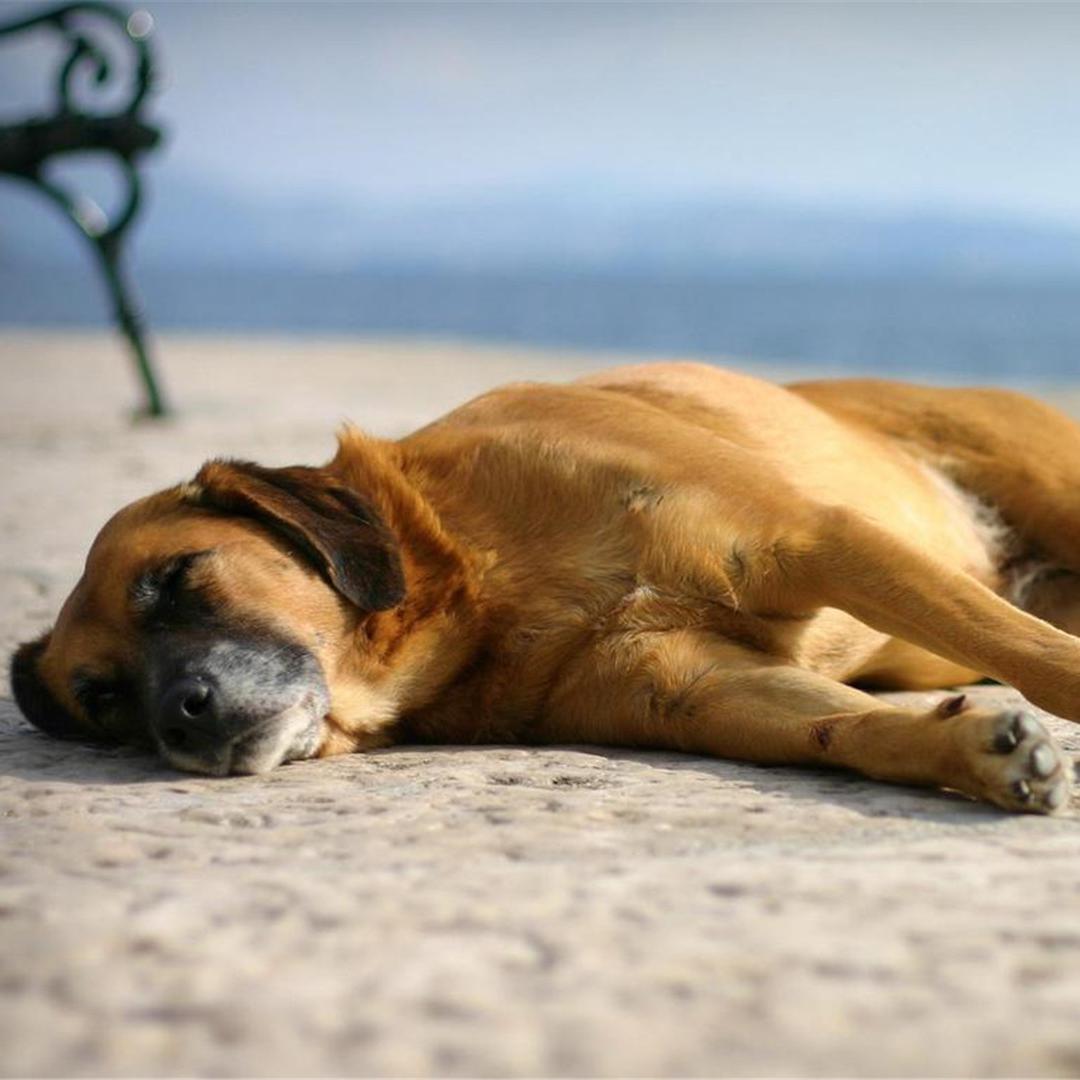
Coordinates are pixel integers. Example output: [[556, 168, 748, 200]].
[[4, 0, 1080, 223]]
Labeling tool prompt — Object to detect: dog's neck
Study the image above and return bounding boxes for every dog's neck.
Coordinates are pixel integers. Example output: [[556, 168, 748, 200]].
[[324, 429, 487, 734]]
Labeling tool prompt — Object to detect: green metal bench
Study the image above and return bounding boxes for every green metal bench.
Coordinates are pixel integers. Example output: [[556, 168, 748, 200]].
[[0, 1, 168, 416]]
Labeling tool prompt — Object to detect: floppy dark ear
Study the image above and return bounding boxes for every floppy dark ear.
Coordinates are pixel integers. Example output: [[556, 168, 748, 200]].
[[9, 633, 87, 740], [193, 460, 406, 612]]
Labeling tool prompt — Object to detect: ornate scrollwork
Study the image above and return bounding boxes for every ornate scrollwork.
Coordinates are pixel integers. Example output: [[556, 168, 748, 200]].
[[0, 1, 168, 416], [0, 0, 154, 115]]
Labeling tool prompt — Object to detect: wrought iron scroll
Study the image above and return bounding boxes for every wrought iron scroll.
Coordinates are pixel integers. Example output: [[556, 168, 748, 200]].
[[0, 1, 167, 416]]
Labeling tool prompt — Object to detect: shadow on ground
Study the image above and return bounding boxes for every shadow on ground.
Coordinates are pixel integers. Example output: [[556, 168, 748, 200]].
[[0, 692, 1039, 825]]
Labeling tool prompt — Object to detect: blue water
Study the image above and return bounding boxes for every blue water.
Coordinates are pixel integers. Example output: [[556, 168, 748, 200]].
[[3, 263, 1080, 383]]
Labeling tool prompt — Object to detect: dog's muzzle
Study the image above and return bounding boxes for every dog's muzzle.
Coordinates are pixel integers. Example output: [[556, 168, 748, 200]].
[[148, 635, 329, 776]]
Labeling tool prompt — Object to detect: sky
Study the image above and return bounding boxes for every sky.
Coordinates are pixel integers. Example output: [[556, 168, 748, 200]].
[[4, 0, 1080, 224]]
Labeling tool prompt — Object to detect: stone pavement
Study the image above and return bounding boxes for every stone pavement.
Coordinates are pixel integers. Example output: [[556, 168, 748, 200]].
[[3, 332, 1080, 1077]]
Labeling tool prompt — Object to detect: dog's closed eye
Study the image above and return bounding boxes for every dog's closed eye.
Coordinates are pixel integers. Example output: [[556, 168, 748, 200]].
[[130, 550, 213, 617]]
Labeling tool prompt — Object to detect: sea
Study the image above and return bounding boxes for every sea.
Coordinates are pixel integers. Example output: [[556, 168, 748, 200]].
[[3, 263, 1080, 385]]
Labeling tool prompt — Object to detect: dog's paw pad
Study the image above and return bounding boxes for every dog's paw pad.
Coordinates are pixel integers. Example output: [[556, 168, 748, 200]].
[[1030, 741, 1058, 778], [990, 710, 1039, 753], [971, 710, 1071, 814]]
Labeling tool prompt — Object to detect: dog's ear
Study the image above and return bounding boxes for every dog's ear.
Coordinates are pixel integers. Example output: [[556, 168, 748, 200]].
[[9, 633, 88, 740], [193, 460, 406, 612]]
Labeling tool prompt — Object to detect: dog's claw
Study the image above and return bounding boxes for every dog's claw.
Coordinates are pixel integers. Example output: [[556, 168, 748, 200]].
[[993, 726, 1019, 753], [1011, 778, 1033, 803], [1016, 713, 1041, 740]]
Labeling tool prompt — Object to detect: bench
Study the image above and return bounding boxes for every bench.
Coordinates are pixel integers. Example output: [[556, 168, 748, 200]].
[[0, 0, 168, 415]]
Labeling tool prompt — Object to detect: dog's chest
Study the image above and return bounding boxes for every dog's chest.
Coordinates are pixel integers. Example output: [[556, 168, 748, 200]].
[[402, 573, 780, 747]]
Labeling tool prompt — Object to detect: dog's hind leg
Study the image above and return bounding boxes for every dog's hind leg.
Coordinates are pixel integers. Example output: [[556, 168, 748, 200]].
[[543, 633, 1072, 813], [791, 379, 1080, 575]]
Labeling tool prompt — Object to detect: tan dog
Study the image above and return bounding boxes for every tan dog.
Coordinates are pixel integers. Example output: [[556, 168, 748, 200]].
[[11, 363, 1080, 813]]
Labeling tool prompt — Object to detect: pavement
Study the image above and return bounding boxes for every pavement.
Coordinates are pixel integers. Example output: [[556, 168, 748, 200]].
[[4, 331, 1080, 1078]]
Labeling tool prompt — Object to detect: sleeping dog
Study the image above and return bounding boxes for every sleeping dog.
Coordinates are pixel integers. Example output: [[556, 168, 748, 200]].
[[11, 362, 1080, 813]]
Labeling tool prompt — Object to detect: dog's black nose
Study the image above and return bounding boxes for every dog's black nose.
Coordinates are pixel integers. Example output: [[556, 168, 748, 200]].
[[155, 677, 220, 754]]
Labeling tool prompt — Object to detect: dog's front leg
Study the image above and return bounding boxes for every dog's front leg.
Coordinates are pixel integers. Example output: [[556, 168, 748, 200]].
[[543, 633, 1071, 813], [745, 507, 1080, 725]]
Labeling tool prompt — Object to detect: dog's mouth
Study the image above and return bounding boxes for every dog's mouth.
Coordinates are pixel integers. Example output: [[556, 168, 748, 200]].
[[14, 617, 338, 776], [158, 690, 329, 777]]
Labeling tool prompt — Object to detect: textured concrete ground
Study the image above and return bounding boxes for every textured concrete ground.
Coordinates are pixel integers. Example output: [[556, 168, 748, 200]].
[[4, 332, 1080, 1077]]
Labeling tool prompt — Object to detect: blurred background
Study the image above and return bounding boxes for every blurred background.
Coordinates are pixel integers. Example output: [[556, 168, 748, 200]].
[[3, 0, 1080, 384]]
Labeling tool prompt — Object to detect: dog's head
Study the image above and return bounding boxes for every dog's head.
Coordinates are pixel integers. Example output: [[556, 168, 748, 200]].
[[9, 459, 406, 775]]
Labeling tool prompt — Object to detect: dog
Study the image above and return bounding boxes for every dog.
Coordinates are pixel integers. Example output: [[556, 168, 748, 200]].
[[11, 362, 1080, 813]]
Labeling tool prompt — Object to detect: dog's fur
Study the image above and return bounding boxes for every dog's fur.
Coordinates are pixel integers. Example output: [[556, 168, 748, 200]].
[[12, 363, 1080, 812]]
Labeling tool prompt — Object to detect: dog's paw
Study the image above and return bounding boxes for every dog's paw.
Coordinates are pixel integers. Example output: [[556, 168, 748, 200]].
[[960, 709, 1072, 814]]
